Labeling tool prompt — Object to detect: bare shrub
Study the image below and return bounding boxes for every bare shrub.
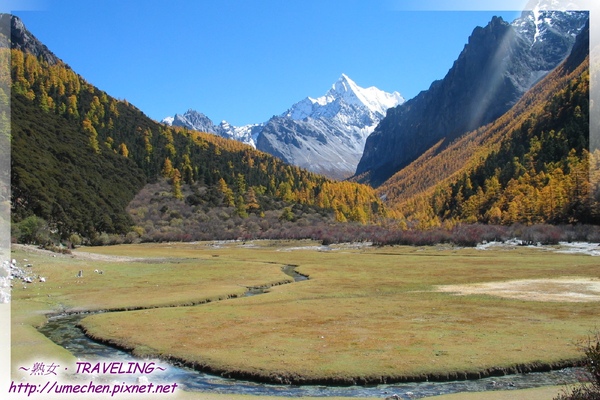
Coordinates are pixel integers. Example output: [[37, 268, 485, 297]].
[[521, 224, 563, 245], [554, 332, 600, 400], [452, 224, 488, 247], [123, 181, 600, 248]]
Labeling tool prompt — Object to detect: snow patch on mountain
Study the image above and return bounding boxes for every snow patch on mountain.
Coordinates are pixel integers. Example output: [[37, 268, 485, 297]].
[[219, 120, 263, 147], [532, 3, 542, 44], [511, 1, 588, 47]]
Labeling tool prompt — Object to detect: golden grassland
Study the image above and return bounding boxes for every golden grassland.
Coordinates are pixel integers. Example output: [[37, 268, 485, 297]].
[[9, 241, 600, 399]]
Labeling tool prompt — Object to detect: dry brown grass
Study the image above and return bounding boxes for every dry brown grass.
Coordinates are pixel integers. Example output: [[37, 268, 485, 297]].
[[76, 242, 600, 384], [10, 241, 600, 398]]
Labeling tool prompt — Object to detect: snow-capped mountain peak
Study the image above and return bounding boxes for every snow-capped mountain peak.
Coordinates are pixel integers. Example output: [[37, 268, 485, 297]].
[[331, 73, 404, 117], [285, 74, 404, 121], [331, 73, 360, 99]]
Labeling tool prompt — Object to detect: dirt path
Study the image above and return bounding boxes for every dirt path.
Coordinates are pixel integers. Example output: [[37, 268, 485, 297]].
[[71, 250, 158, 263], [12, 244, 172, 263]]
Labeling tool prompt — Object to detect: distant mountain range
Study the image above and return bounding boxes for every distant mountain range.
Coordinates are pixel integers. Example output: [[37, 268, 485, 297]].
[[162, 74, 403, 179], [355, 7, 588, 186], [162, 111, 262, 148]]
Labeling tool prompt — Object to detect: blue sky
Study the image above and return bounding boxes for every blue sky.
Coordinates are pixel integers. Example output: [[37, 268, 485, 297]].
[[5, 1, 527, 126]]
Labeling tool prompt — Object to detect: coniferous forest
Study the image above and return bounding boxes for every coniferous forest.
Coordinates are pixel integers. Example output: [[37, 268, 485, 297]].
[[385, 53, 598, 230], [8, 48, 385, 245]]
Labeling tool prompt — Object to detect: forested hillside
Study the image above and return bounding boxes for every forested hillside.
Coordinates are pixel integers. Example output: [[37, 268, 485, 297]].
[[8, 22, 384, 244], [382, 21, 596, 228], [430, 68, 592, 225]]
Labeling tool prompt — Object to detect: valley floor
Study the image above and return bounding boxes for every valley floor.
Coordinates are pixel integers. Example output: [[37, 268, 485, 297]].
[[8, 240, 599, 399]]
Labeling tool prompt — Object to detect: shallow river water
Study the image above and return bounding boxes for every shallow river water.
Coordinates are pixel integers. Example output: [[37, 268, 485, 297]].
[[37, 266, 582, 399]]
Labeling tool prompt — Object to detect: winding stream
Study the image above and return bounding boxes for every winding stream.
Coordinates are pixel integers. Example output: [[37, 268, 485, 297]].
[[38, 266, 582, 398]]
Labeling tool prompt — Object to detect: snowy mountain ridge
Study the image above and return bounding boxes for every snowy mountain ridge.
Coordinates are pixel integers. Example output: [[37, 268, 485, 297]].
[[356, 5, 588, 186], [162, 74, 404, 179], [161, 109, 261, 147]]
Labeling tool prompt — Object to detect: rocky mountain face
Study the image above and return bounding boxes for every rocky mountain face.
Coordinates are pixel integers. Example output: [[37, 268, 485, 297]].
[[0, 14, 59, 65], [355, 8, 588, 187], [163, 74, 403, 180]]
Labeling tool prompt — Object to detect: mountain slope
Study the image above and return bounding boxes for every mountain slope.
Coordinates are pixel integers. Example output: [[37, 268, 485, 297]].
[[164, 74, 403, 180], [7, 14, 385, 242], [355, 9, 588, 187], [11, 87, 147, 236], [383, 19, 592, 227]]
